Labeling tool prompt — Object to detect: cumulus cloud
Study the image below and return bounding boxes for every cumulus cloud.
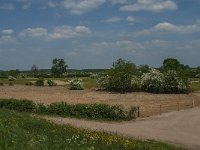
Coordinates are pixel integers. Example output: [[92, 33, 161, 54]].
[[19, 25, 91, 40], [19, 28, 48, 38], [2, 29, 14, 35], [138, 21, 200, 35], [120, 0, 177, 12], [0, 3, 15, 11], [61, 0, 106, 15]]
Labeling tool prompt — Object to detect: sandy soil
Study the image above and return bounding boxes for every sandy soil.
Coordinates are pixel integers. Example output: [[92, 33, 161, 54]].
[[0, 85, 200, 117], [44, 107, 200, 150]]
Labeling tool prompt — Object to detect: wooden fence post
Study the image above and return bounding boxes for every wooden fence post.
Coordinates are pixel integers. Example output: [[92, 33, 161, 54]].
[[137, 106, 140, 118], [160, 105, 162, 115], [178, 102, 180, 111]]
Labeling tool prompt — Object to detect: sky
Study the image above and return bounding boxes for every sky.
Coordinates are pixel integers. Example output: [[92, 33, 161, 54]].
[[0, 0, 200, 70]]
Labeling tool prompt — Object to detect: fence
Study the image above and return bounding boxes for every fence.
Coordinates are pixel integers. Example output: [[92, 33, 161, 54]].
[[136, 97, 199, 118]]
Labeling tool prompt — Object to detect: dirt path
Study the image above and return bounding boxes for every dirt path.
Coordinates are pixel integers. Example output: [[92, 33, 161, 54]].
[[44, 107, 200, 150]]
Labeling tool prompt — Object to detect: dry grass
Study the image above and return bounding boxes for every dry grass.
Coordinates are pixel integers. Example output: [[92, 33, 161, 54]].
[[0, 85, 200, 117]]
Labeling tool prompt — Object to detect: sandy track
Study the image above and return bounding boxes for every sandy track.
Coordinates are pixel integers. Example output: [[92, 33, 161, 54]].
[[44, 107, 200, 150], [0, 85, 200, 117]]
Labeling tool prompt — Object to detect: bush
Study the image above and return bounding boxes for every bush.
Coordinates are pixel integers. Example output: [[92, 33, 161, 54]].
[[35, 78, 44, 86], [25, 82, 33, 86], [9, 82, 14, 86], [47, 80, 57, 86], [0, 99, 137, 121], [97, 59, 136, 93], [0, 82, 4, 86], [141, 69, 164, 93], [69, 78, 83, 90], [163, 70, 190, 93], [0, 99, 36, 112], [8, 76, 16, 81]]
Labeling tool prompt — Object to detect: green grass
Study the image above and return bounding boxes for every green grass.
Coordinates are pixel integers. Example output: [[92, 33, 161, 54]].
[[0, 109, 185, 150], [190, 78, 200, 91], [0, 78, 36, 85]]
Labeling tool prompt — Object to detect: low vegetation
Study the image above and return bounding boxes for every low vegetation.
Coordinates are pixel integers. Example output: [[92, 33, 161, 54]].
[[0, 109, 184, 150], [0, 99, 137, 121]]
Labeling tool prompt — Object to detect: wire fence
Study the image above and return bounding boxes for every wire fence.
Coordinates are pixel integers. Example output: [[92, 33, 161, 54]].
[[136, 97, 200, 118]]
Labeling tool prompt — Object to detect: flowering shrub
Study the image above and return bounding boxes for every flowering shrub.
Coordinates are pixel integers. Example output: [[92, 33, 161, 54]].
[[163, 70, 189, 93], [141, 69, 164, 93], [8, 76, 16, 81], [47, 80, 57, 86], [141, 69, 190, 93], [69, 78, 83, 90], [131, 75, 141, 91], [96, 73, 109, 90]]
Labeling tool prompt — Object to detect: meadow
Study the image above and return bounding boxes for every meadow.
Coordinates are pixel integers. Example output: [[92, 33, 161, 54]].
[[0, 109, 184, 150]]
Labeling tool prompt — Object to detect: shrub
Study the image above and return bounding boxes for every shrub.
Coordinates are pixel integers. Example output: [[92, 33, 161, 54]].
[[131, 75, 141, 91], [0, 82, 4, 86], [47, 80, 57, 86], [97, 59, 136, 93], [35, 78, 44, 86], [8, 76, 16, 81], [141, 69, 164, 93], [25, 82, 33, 86], [163, 70, 190, 93], [69, 78, 83, 90], [0, 99, 35, 112], [9, 82, 14, 86], [0, 99, 137, 121]]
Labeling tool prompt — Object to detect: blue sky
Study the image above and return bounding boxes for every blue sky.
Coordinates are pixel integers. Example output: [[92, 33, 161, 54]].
[[0, 0, 200, 70]]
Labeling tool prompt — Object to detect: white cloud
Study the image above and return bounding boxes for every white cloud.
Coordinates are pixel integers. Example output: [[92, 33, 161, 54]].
[[138, 21, 200, 35], [2, 29, 14, 35], [47, 1, 58, 8], [126, 16, 135, 23], [0, 35, 16, 44], [61, 0, 106, 15], [0, 3, 15, 11], [104, 17, 123, 23], [19, 25, 91, 40], [19, 28, 48, 38], [120, 0, 177, 12], [110, 0, 130, 4]]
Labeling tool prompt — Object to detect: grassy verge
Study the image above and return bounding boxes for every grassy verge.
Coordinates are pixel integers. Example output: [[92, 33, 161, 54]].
[[0, 109, 184, 150], [0, 99, 137, 121]]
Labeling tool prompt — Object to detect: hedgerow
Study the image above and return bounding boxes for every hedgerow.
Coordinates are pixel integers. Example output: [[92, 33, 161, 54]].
[[0, 99, 137, 121]]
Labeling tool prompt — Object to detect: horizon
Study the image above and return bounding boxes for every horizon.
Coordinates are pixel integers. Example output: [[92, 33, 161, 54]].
[[0, 0, 200, 70]]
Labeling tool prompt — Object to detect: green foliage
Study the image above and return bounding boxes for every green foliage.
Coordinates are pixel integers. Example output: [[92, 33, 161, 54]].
[[97, 59, 136, 93], [51, 58, 68, 78], [162, 58, 190, 80], [31, 64, 39, 77], [35, 78, 44, 86], [0, 109, 184, 150], [163, 71, 190, 93], [47, 80, 57, 86], [0, 99, 137, 121], [0, 99, 36, 112], [69, 78, 83, 90], [25, 82, 33, 86], [9, 82, 14, 86]]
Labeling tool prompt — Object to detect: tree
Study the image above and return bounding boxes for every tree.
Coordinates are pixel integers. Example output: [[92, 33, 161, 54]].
[[102, 58, 136, 93], [162, 58, 190, 80], [51, 58, 68, 77], [31, 65, 38, 78]]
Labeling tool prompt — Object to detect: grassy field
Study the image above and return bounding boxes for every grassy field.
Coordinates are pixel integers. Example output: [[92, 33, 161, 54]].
[[0, 109, 184, 150]]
